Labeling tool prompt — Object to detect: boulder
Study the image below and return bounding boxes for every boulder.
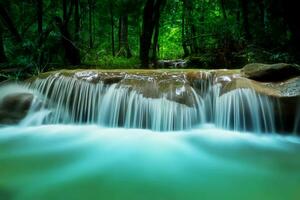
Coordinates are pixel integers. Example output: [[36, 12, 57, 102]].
[[0, 93, 33, 124], [241, 63, 300, 82]]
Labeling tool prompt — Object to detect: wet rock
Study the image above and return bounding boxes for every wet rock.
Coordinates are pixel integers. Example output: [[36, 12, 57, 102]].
[[120, 74, 159, 98], [241, 63, 300, 82], [102, 76, 124, 85], [157, 78, 196, 107], [0, 93, 33, 124], [118, 73, 197, 106], [74, 71, 100, 83], [221, 76, 300, 98]]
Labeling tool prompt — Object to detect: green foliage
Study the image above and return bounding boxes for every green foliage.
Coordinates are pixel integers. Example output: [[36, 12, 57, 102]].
[[82, 49, 140, 69], [0, 0, 299, 76], [96, 56, 140, 69], [159, 27, 183, 59]]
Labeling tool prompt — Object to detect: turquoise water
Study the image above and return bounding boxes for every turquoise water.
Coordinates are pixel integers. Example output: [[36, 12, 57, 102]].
[[1, 125, 300, 200]]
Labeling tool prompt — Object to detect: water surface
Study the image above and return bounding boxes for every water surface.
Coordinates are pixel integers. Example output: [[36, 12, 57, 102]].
[[0, 125, 300, 200]]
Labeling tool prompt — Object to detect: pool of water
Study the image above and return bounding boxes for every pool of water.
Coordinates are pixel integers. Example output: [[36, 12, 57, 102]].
[[0, 125, 300, 200]]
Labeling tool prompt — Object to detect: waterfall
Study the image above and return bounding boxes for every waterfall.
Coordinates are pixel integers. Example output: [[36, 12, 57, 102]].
[[212, 88, 276, 133], [27, 76, 205, 131], [21, 73, 282, 133]]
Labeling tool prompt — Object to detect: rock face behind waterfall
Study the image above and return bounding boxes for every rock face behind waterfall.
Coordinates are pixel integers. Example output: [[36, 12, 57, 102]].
[[1, 64, 299, 134], [37, 70, 201, 107]]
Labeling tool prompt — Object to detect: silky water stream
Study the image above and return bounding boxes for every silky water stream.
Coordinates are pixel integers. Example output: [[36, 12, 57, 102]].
[[0, 75, 299, 200]]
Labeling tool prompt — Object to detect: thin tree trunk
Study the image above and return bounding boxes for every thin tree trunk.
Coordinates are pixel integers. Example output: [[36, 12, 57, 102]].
[[281, 1, 300, 55], [0, 4, 22, 42], [240, 0, 251, 41], [0, 26, 7, 63], [152, 19, 160, 62], [37, 0, 43, 35], [183, 0, 194, 54], [182, 1, 189, 57], [236, 9, 240, 26], [220, 0, 227, 20], [74, 0, 80, 42], [109, 3, 115, 57], [257, 0, 264, 28], [88, 0, 93, 48], [92, 0, 96, 45], [63, 0, 67, 21], [37, 0, 44, 68], [190, 24, 197, 53], [118, 14, 132, 58]]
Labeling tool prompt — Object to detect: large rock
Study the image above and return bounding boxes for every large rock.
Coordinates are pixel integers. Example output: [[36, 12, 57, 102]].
[[0, 93, 33, 124], [241, 63, 300, 82], [222, 76, 300, 97]]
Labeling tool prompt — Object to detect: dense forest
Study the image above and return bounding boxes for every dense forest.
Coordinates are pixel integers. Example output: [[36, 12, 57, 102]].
[[0, 0, 300, 76]]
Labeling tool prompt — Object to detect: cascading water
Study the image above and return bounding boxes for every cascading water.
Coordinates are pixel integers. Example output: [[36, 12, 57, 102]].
[[23, 72, 278, 133], [212, 88, 276, 133], [27, 76, 205, 131]]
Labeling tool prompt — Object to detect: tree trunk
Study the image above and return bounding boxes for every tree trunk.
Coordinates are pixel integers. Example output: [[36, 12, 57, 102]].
[[140, 0, 165, 68], [0, 4, 22, 43], [256, 0, 265, 28], [281, 1, 300, 56], [37, 0, 43, 35], [182, 0, 195, 54], [37, 0, 44, 68], [182, 1, 189, 57], [0, 26, 7, 63], [63, 0, 67, 21], [240, 0, 251, 41], [151, 19, 160, 62], [55, 17, 80, 66], [54, 0, 80, 65], [109, 3, 115, 57], [118, 14, 132, 58], [220, 0, 227, 20], [88, 0, 93, 48], [254, 0, 267, 39], [190, 24, 198, 54], [74, 0, 80, 42], [140, 0, 156, 68]]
